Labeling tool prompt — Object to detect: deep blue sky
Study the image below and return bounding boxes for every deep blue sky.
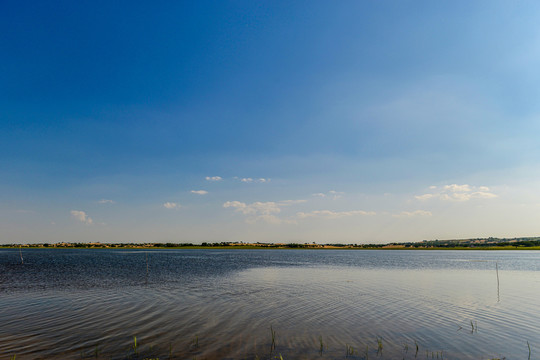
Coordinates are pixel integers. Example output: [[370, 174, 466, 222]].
[[2, 1, 540, 243]]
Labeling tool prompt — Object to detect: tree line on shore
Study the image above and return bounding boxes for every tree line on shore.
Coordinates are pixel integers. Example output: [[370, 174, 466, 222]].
[[2, 237, 540, 249]]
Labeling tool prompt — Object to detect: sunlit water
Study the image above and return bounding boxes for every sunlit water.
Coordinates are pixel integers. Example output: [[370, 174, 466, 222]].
[[1, 249, 539, 359]]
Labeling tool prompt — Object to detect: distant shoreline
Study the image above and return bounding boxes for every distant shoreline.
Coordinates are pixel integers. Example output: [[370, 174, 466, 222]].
[[3, 239, 540, 251]]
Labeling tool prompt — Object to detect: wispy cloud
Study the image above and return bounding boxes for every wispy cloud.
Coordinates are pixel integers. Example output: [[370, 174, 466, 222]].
[[223, 201, 281, 224], [237, 177, 270, 183], [14, 209, 35, 214], [415, 184, 497, 202], [297, 209, 375, 219], [98, 199, 115, 204], [191, 190, 208, 195], [223, 201, 280, 215], [163, 202, 180, 209], [392, 210, 432, 218], [205, 176, 222, 181], [311, 190, 344, 200], [70, 210, 93, 224], [279, 199, 307, 205], [223, 200, 300, 224]]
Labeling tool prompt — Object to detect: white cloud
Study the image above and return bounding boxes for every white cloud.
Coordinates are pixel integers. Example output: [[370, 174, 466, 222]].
[[471, 191, 498, 199], [223, 201, 281, 216], [239, 177, 270, 183], [443, 184, 472, 193], [98, 199, 115, 204], [191, 190, 208, 195], [312, 190, 344, 200], [392, 210, 432, 218], [415, 184, 497, 202], [414, 194, 435, 201], [70, 210, 93, 225], [223, 199, 302, 224], [223, 201, 281, 224], [163, 202, 180, 209], [297, 210, 376, 219], [205, 176, 222, 181]]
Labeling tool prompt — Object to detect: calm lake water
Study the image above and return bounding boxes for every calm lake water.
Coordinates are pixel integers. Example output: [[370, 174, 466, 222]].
[[1, 249, 540, 359]]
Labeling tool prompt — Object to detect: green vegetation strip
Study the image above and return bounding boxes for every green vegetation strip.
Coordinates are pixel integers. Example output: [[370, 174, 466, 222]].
[[4, 237, 540, 250]]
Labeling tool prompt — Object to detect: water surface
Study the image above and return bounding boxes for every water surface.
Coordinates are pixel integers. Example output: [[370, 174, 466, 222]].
[[1, 249, 539, 359]]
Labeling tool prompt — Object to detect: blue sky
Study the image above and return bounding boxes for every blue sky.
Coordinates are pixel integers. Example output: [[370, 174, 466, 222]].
[[2, 1, 540, 244]]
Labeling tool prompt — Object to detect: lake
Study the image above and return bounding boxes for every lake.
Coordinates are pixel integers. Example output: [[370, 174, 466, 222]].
[[1, 249, 539, 359]]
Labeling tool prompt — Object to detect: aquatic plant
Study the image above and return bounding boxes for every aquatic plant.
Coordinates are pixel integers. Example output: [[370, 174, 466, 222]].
[[133, 336, 138, 356], [270, 325, 276, 350], [192, 335, 199, 349], [496, 261, 500, 302], [318, 335, 324, 355], [376, 336, 383, 355], [527, 340, 531, 360], [146, 252, 149, 277], [345, 343, 355, 357], [470, 320, 478, 333]]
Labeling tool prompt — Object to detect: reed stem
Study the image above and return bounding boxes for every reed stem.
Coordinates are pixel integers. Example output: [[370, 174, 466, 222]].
[[496, 261, 500, 302]]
